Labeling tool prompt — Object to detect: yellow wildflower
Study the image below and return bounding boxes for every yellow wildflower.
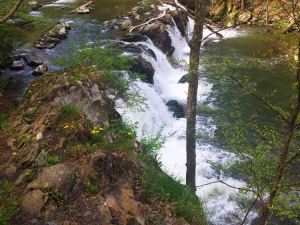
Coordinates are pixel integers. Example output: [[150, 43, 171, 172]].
[[64, 125, 69, 129], [99, 128, 104, 131], [127, 132, 132, 135], [12, 152, 17, 155], [93, 126, 97, 130]]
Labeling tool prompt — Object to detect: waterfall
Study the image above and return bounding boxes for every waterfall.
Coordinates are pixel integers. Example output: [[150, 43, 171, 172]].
[[116, 8, 257, 225]]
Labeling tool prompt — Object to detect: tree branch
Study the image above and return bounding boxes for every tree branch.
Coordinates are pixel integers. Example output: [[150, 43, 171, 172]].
[[0, 0, 24, 24], [227, 68, 289, 124], [197, 180, 256, 193]]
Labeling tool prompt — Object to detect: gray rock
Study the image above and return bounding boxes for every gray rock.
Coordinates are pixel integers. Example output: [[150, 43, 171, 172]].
[[47, 22, 71, 40], [4, 164, 17, 181], [9, 61, 24, 70], [27, 56, 43, 67], [21, 189, 48, 215], [32, 64, 48, 76], [130, 56, 154, 84], [27, 163, 75, 196], [141, 22, 174, 56]]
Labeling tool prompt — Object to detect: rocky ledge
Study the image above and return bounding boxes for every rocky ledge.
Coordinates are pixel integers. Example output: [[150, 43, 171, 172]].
[[0, 68, 193, 225]]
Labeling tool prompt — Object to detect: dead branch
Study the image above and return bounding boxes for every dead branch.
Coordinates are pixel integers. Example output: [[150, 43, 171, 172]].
[[68, 1, 93, 14], [129, 10, 166, 33]]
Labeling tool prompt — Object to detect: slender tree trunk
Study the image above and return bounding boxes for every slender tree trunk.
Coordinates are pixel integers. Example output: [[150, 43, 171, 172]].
[[186, 0, 207, 191], [0, 0, 24, 24]]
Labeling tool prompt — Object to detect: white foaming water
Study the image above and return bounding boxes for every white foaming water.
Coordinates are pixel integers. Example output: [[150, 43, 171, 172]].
[[117, 6, 256, 225]]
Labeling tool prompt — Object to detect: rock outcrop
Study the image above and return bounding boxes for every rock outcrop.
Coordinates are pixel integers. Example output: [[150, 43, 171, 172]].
[[34, 22, 71, 49], [0, 69, 193, 225], [130, 56, 154, 84], [140, 22, 175, 56]]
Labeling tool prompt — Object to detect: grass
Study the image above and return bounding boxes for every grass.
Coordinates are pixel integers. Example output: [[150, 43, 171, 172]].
[[59, 105, 78, 119], [0, 113, 8, 129], [141, 164, 208, 225]]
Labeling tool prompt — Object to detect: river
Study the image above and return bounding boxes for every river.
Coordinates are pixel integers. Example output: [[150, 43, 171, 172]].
[[2, 0, 296, 224]]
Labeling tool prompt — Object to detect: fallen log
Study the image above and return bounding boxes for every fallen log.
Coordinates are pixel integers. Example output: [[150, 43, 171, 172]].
[[129, 10, 166, 33], [69, 1, 92, 14]]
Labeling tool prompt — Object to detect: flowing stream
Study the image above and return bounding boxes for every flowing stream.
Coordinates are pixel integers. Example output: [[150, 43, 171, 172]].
[[3, 0, 295, 224]]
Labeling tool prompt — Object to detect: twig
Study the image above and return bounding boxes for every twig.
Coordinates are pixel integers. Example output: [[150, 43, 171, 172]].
[[196, 180, 255, 193]]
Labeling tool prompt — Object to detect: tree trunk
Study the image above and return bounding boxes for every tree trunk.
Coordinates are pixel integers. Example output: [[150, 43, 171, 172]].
[[186, 0, 207, 191], [0, 0, 24, 24]]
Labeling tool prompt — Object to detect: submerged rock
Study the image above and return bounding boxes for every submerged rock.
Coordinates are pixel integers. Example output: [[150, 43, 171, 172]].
[[178, 74, 189, 83], [166, 100, 185, 118]]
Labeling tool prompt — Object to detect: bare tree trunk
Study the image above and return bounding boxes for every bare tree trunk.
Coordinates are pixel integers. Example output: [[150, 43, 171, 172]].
[[0, 0, 24, 24], [186, 0, 207, 191]]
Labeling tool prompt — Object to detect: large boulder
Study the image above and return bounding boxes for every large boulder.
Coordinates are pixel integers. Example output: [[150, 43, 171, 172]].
[[171, 8, 188, 37], [140, 22, 175, 56], [47, 22, 71, 40], [27, 163, 76, 196], [130, 56, 154, 84], [19, 54, 43, 67]]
